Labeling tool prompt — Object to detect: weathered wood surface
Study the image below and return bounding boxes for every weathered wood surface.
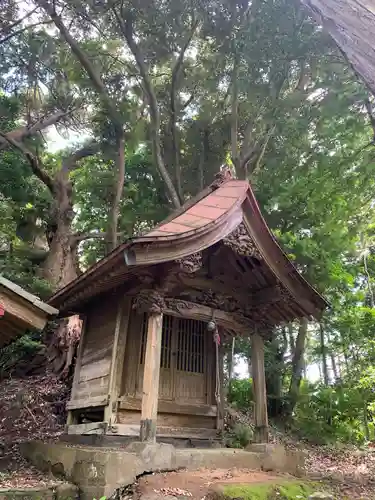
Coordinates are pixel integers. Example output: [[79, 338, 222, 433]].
[[70, 315, 87, 402], [118, 397, 217, 416], [67, 421, 218, 439], [66, 395, 109, 410], [251, 333, 269, 443], [71, 294, 118, 402], [118, 409, 216, 429], [140, 312, 163, 441], [105, 297, 131, 424], [107, 423, 218, 439], [302, 0, 375, 96]]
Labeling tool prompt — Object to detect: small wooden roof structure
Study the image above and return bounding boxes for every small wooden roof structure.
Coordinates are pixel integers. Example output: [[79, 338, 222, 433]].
[[0, 276, 58, 347], [50, 173, 328, 332]]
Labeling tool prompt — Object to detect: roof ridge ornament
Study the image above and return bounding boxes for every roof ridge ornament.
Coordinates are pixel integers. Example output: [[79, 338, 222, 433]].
[[210, 165, 233, 190]]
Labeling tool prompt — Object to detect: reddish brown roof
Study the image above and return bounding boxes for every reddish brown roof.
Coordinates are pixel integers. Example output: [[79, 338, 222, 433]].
[[148, 181, 248, 237], [49, 177, 328, 318]]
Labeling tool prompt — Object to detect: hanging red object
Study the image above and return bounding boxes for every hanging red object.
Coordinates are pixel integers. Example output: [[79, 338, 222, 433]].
[[0, 304, 4, 318], [213, 331, 221, 346]]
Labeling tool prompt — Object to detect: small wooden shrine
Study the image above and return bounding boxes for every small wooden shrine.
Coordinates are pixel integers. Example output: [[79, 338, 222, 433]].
[[49, 173, 327, 443], [0, 276, 58, 347]]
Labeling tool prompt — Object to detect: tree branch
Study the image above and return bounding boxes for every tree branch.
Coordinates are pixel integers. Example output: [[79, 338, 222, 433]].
[[72, 230, 124, 242], [230, 57, 239, 171], [169, 20, 199, 200], [0, 7, 38, 36], [249, 125, 276, 176], [36, 0, 122, 129], [107, 131, 125, 252], [114, 6, 181, 208], [0, 20, 53, 45], [0, 132, 54, 193], [61, 141, 101, 171], [0, 110, 72, 151]]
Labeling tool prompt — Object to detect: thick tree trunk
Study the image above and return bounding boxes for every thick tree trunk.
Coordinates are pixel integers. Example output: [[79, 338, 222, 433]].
[[287, 318, 308, 415], [41, 173, 77, 291], [302, 0, 375, 96]]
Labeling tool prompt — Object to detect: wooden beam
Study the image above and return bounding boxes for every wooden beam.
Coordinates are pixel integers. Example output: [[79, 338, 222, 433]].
[[105, 297, 131, 424], [107, 423, 218, 439], [140, 312, 163, 442], [251, 333, 269, 443], [178, 276, 281, 308], [0, 291, 47, 331], [118, 397, 217, 417], [66, 395, 109, 411], [164, 299, 252, 334]]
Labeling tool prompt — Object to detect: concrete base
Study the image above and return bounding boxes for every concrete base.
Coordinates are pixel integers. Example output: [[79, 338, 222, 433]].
[[246, 443, 306, 477], [21, 441, 305, 500], [0, 483, 78, 500]]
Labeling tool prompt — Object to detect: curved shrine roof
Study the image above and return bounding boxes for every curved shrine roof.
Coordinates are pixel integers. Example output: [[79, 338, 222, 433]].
[[49, 175, 328, 320]]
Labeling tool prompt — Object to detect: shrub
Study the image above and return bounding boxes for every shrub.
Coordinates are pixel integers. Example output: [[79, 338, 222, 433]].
[[228, 378, 253, 411], [225, 422, 253, 448], [292, 382, 367, 445]]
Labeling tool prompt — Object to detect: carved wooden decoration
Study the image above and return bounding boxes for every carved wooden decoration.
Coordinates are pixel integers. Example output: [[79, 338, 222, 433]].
[[176, 252, 202, 274], [187, 289, 239, 314], [132, 289, 166, 314], [164, 298, 196, 314], [223, 223, 262, 260], [210, 166, 233, 189]]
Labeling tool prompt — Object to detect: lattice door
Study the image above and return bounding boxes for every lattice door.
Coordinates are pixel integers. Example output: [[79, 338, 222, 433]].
[[136, 314, 175, 400], [136, 314, 208, 404], [174, 318, 207, 404]]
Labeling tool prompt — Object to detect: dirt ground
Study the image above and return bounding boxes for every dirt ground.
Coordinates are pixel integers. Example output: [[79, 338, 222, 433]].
[[136, 468, 282, 499]]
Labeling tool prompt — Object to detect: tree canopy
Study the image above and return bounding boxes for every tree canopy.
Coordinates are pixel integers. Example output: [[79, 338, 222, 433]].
[[2, 0, 375, 444]]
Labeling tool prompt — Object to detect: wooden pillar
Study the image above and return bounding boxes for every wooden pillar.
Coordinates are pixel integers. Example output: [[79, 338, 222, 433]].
[[140, 312, 163, 442], [251, 332, 269, 443]]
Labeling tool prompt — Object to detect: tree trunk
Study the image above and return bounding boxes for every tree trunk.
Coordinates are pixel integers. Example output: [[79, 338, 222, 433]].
[[287, 317, 308, 415], [288, 323, 295, 353], [41, 173, 78, 290], [363, 397, 370, 441], [106, 131, 125, 253], [227, 337, 235, 396], [319, 322, 329, 385], [302, 0, 375, 97], [331, 353, 339, 381]]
